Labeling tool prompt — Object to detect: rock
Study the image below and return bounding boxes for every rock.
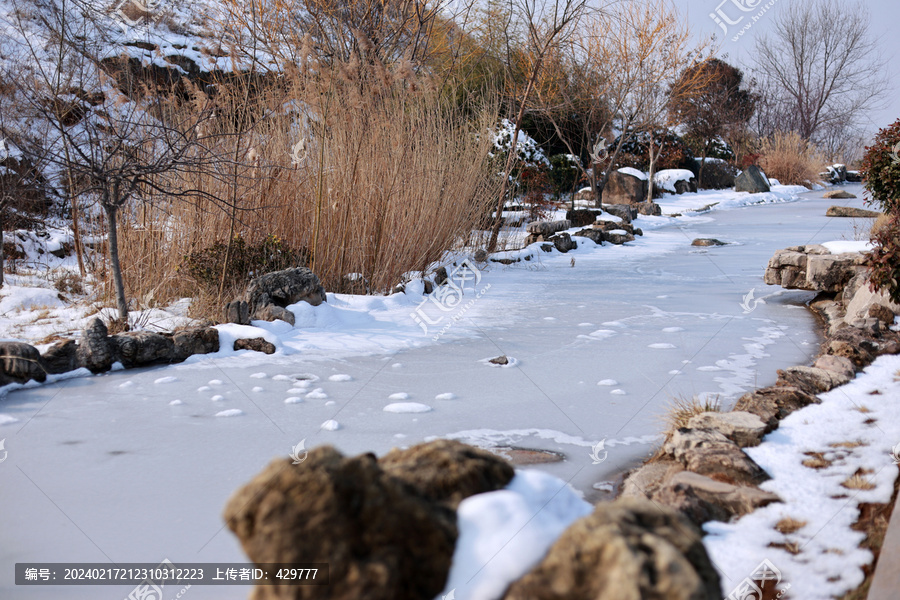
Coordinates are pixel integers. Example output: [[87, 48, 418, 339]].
[[813, 355, 856, 380], [473, 249, 488, 263], [652, 471, 780, 526], [806, 253, 866, 292], [547, 232, 577, 253], [75, 318, 115, 373], [224, 300, 250, 325], [378, 440, 514, 507], [593, 220, 634, 234], [636, 202, 662, 216], [776, 365, 850, 394], [0, 342, 46, 383], [602, 170, 648, 205], [423, 280, 434, 295], [502, 498, 721, 600], [825, 205, 879, 217], [434, 266, 448, 286], [605, 231, 635, 245], [663, 428, 769, 485], [691, 238, 727, 247], [823, 190, 859, 200], [843, 280, 900, 323], [602, 204, 637, 222], [489, 355, 509, 365], [620, 460, 684, 500], [246, 267, 327, 316], [113, 331, 176, 368], [223, 447, 457, 600], [734, 165, 771, 193], [633, 228, 643, 236], [846, 170, 862, 182], [172, 327, 219, 360], [40, 339, 78, 375], [526, 220, 572, 237], [251, 304, 295, 326], [233, 338, 276, 354], [674, 178, 698, 195], [686, 411, 767, 448], [822, 326, 900, 366], [565, 209, 597, 227], [573, 187, 595, 202], [733, 385, 820, 431], [574, 229, 605, 245]]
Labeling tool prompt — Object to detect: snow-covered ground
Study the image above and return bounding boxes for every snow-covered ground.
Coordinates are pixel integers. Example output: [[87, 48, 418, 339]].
[[706, 352, 900, 599], [0, 183, 883, 599]]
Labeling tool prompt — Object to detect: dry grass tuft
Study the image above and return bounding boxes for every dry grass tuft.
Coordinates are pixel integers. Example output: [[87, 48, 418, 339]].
[[802, 452, 832, 470], [661, 394, 721, 432], [842, 470, 876, 491], [775, 517, 807, 535], [759, 131, 826, 187]]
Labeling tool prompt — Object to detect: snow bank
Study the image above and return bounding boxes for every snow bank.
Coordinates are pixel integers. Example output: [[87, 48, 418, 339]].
[[617, 167, 647, 180], [653, 168, 695, 193], [820, 240, 873, 254]]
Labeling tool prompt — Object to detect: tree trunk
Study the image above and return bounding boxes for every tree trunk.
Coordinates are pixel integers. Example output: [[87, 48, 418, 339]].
[[698, 142, 709, 189], [0, 203, 5, 287], [105, 205, 129, 322], [646, 136, 658, 203]]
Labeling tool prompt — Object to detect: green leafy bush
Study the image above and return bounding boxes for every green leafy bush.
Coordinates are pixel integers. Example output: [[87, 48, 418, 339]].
[[182, 234, 308, 293], [861, 118, 900, 215]]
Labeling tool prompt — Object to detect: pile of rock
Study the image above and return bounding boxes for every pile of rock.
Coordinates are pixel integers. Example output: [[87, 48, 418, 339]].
[[0, 320, 220, 386], [224, 439, 723, 600]]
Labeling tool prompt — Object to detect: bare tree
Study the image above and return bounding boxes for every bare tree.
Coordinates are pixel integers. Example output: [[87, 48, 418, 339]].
[[751, 0, 889, 145], [486, 0, 589, 252]]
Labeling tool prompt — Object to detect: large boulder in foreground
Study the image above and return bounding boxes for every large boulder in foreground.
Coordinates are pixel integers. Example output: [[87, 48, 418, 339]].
[[602, 170, 648, 205], [223, 445, 458, 600], [734, 165, 770, 193], [502, 498, 721, 600], [378, 440, 514, 507], [75, 318, 116, 373]]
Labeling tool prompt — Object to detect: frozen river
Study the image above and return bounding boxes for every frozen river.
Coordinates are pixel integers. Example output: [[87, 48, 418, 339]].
[[0, 184, 871, 598]]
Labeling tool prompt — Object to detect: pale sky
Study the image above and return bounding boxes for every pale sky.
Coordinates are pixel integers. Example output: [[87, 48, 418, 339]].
[[677, 0, 900, 136]]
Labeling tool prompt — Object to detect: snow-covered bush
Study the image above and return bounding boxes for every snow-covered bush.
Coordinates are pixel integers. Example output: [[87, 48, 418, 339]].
[[490, 119, 549, 169]]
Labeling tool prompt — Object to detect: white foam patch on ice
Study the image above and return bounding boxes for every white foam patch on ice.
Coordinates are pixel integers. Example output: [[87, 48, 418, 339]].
[[215, 409, 243, 417], [118, 381, 135, 389], [211, 395, 225, 402], [320, 420, 341, 431], [251, 386, 264, 393], [648, 343, 676, 349], [168, 400, 183, 406], [284, 397, 303, 404], [196, 386, 211, 392], [597, 379, 618, 386], [306, 388, 328, 400], [328, 374, 353, 382], [662, 326, 684, 332], [154, 376, 178, 384], [249, 372, 267, 379], [435, 428, 659, 450], [0, 414, 20, 425], [383, 402, 432, 413], [435, 393, 457, 400], [272, 375, 293, 382], [610, 389, 627, 395], [208, 380, 223, 386]]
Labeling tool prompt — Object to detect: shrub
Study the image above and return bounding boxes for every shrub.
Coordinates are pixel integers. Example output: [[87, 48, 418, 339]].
[[547, 154, 579, 199], [610, 130, 697, 173], [860, 118, 900, 215], [182, 234, 308, 295], [759, 132, 825, 187], [865, 213, 900, 305], [698, 158, 739, 190]]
